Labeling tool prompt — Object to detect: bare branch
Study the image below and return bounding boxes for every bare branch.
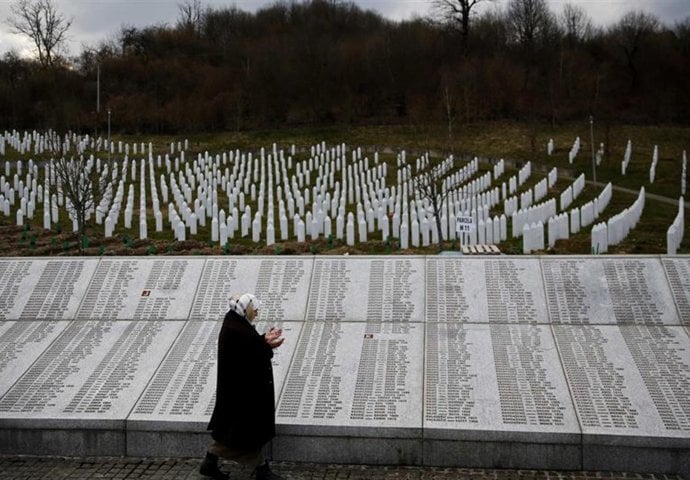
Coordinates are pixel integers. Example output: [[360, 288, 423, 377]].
[[432, 0, 494, 41], [560, 3, 592, 46], [177, 0, 204, 34], [8, 0, 72, 67], [51, 143, 108, 253], [412, 154, 462, 247], [506, 0, 555, 47]]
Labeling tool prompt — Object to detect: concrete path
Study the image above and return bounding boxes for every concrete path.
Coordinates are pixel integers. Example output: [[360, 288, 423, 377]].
[[0, 456, 685, 480]]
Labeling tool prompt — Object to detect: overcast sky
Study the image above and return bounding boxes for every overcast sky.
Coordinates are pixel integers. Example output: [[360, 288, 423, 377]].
[[1, 0, 689, 57]]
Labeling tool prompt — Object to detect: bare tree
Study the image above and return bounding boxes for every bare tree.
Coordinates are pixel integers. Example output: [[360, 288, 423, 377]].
[[432, 0, 494, 46], [51, 145, 109, 253], [676, 17, 690, 40], [412, 154, 462, 249], [177, 0, 204, 34], [506, 0, 554, 49], [560, 3, 592, 47], [611, 11, 660, 92], [506, 0, 555, 90], [8, 0, 72, 67]]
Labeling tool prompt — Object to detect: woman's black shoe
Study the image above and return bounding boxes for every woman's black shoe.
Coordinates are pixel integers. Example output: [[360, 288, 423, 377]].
[[254, 461, 284, 480], [199, 452, 230, 480]]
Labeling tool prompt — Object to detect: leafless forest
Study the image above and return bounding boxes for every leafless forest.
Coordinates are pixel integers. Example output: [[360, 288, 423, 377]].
[[1, 0, 689, 133]]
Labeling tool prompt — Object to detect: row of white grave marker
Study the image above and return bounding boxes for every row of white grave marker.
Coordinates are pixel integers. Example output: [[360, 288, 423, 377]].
[[549, 136, 607, 166], [667, 197, 685, 255], [521, 181, 613, 253], [1, 129, 193, 159], [502, 162, 544, 216], [559, 173, 585, 211], [591, 187, 645, 254]]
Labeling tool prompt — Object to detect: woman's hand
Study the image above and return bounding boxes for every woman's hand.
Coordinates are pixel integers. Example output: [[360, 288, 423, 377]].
[[264, 327, 284, 349]]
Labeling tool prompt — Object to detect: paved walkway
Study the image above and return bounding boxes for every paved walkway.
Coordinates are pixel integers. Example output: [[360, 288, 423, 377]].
[[0, 456, 685, 480]]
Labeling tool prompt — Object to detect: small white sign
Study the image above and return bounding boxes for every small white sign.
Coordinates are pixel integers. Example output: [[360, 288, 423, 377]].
[[456, 216, 474, 233]]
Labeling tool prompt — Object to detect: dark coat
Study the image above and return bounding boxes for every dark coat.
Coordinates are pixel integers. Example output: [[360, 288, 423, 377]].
[[207, 309, 276, 450]]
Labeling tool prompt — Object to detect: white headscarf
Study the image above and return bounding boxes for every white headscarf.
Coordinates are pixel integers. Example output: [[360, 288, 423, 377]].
[[229, 293, 259, 319]]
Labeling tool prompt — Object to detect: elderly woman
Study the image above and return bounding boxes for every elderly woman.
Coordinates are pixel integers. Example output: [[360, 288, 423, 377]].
[[200, 293, 285, 480]]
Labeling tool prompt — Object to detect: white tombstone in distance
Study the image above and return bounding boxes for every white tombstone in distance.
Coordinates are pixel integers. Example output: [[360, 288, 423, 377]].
[[219, 222, 228, 246], [176, 220, 186, 241], [266, 222, 275, 246], [411, 219, 420, 247], [189, 213, 198, 235], [139, 219, 147, 240], [212, 217, 219, 242], [297, 219, 306, 243], [421, 218, 430, 247], [346, 215, 355, 246], [324, 216, 332, 239], [155, 211, 163, 232]]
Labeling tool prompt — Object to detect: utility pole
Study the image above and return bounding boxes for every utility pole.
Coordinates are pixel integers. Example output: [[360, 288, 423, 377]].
[[590, 115, 597, 183], [96, 63, 100, 114], [95, 63, 100, 139], [107, 109, 111, 162]]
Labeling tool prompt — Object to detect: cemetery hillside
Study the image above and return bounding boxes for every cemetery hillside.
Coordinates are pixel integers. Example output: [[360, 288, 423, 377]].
[[0, 123, 688, 256], [0, 0, 688, 256]]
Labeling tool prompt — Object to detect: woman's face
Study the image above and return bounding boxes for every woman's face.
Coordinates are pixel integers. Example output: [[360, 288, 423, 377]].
[[246, 303, 258, 322]]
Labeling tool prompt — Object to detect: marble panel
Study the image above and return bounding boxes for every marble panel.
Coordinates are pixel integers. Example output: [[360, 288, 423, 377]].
[[0, 320, 183, 428], [661, 257, 690, 325], [276, 322, 423, 437], [553, 325, 690, 441], [127, 320, 301, 430], [542, 256, 679, 325], [0, 258, 98, 320], [189, 257, 312, 322], [304, 257, 425, 322], [0, 321, 70, 397], [425, 257, 547, 323], [423, 323, 579, 440], [75, 258, 204, 320]]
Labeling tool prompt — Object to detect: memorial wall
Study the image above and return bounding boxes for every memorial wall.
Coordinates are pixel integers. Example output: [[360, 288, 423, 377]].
[[0, 255, 689, 474]]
